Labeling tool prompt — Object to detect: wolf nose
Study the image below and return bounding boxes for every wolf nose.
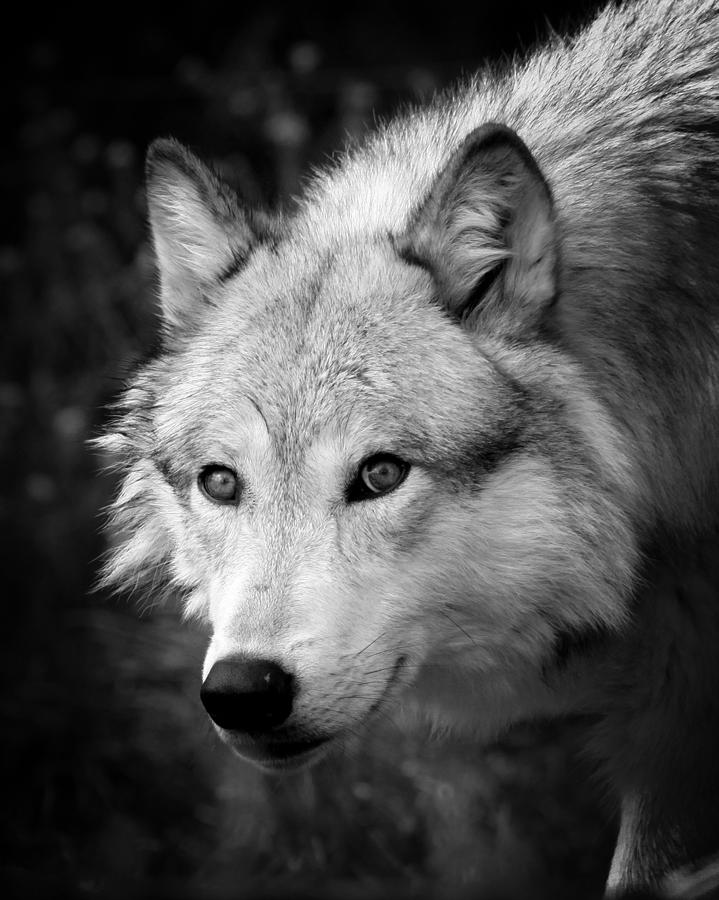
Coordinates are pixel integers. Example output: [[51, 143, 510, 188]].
[[200, 657, 294, 732]]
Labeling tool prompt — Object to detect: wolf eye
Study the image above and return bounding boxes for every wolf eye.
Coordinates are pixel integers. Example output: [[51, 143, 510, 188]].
[[198, 465, 240, 504], [348, 454, 409, 501]]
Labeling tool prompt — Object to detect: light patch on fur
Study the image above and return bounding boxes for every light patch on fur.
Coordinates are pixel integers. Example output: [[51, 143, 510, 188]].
[[605, 792, 686, 895], [606, 793, 643, 896]]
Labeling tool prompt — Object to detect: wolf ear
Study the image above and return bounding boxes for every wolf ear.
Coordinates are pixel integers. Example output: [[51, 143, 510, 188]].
[[395, 123, 557, 332], [146, 138, 263, 329]]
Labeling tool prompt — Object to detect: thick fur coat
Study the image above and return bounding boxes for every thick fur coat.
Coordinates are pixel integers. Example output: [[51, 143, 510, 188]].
[[99, 1, 719, 894]]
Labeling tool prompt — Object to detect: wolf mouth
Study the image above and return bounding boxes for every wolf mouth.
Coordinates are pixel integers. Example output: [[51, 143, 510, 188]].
[[232, 656, 406, 771], [233, 735, 330, 771]]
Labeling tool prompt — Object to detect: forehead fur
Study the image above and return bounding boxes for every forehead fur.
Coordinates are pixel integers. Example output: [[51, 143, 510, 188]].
[[150, 238, 512, 469]]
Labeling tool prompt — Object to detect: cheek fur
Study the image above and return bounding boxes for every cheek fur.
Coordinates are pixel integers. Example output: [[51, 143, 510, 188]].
[[102, 455, 237, 603], [100, 459, 178, 592], [425, 453, 637, 633], [342, 451, 639, 667]]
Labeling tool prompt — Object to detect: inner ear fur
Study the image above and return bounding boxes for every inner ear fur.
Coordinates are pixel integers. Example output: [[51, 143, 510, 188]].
[[146, 138, 269, 330], [395, 122, 558, 331]]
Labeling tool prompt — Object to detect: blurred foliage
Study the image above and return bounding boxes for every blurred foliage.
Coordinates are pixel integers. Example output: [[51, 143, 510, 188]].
[[2, 3, 616, 899]]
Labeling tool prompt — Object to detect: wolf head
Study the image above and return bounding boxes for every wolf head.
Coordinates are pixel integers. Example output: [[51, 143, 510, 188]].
[[100, 124, 640, 769]]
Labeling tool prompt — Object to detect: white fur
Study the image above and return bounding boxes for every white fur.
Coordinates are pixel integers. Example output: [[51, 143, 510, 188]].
[[99, 1, 719, 893]]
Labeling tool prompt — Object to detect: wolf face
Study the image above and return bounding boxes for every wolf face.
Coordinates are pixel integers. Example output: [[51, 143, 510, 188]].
[[101, 125, 639, 770]]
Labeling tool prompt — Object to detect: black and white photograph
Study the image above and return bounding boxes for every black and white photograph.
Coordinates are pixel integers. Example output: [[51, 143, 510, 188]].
[[4, 2, 719, 898]]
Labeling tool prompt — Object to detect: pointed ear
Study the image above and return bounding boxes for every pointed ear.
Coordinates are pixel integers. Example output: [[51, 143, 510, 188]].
[[145, 138, 265, 329], [395, 123, 558, 332]]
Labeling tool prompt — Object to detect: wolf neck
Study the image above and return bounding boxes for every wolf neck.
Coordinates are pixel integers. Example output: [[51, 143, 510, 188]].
[[597, 534, 719, 895]]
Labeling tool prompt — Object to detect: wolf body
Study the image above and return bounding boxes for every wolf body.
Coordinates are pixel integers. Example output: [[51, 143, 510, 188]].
[[101, 0, 719, 895]]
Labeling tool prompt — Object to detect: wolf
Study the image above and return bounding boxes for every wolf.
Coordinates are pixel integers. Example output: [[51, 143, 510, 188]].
[[98, 0, 719, 895]]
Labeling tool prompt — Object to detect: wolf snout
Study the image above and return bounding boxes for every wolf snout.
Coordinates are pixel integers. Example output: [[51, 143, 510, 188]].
[[200, 656, 294, 732]]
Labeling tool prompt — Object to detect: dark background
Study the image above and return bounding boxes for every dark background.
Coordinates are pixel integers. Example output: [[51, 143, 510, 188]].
[[2, 2, 616, 898]]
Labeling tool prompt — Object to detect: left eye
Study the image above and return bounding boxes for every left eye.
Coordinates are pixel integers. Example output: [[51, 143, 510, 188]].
[[198, 465, 240, 504], [347, 454, 409, 501]]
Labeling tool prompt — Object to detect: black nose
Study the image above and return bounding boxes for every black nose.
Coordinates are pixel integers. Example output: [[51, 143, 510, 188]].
[[200, 657, 294, 732]]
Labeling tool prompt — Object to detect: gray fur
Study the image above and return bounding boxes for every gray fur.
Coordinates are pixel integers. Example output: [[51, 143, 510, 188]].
[[99, 1, 719, 895]]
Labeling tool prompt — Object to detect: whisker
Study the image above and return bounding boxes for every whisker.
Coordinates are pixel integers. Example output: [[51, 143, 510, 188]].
[[440, 610, 477, 645], [353, 631, 388, 660]]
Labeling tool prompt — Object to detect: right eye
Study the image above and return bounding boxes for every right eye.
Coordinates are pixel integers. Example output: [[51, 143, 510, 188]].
[[198, 465, 241, 504], [346, 453, 410, 502]]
